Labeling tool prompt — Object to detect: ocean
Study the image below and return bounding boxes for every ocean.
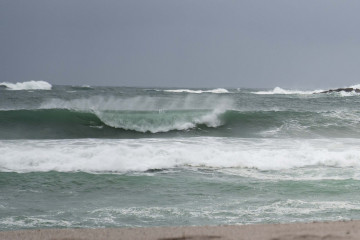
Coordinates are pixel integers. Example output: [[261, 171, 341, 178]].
[[1, 81, 360, 230]]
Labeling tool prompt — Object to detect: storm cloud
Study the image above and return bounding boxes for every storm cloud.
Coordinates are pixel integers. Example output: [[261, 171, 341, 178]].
[[1, 0, 360, 88]]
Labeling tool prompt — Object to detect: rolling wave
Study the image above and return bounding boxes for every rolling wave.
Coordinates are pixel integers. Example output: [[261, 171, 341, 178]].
[[0, 109, 224, 138], [1, 108, 360, 139], [97, 109, 222, 133], [0, 80, 52, 90]]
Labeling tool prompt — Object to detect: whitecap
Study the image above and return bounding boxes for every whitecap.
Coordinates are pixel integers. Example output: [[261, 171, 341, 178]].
[[253, 87, 323, 95], [0, 80, 52, 90]]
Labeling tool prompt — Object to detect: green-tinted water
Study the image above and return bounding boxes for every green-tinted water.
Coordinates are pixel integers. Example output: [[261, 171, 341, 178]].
[[1, 82, 360, 230]]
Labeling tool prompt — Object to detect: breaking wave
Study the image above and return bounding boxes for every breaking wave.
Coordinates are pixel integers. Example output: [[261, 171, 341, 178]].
[[1, 138, 360, 173], [0, 108, 224, 138], [0, 80, 52, 90], [97, 109, 222, 133], [1, 107, 360, 138], [254, 84, 360, 96], [253, 87, 323, 95]]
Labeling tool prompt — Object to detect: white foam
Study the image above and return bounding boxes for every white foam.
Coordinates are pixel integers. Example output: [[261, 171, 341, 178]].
[[253, 87, 323, 95], [0, 216, 72, 229], [339, 91, 358, 97], [2, 138, 360, 173], [164, 88, 229, 94], [234, 199, 359, 223], [0, 80, 52, 90]]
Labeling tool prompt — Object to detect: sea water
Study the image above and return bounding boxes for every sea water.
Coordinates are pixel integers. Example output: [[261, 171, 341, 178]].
[[1, 81, 360, 230]]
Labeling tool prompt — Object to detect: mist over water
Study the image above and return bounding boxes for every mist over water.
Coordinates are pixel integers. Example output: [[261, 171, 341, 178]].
[[1, 82, 360, 230]]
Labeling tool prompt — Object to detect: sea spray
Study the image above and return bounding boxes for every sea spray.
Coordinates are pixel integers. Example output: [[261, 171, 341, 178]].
[[253, 87, 324, 95], [40, 94, 234, 111]]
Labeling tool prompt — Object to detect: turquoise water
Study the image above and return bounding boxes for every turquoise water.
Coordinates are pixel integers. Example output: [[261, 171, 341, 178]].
[[1, 82, 360, 230]]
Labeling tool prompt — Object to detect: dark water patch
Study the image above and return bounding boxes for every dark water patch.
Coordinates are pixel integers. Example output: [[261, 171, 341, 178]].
[[0, 109, 160, 139], [1, 108, 360, 139]]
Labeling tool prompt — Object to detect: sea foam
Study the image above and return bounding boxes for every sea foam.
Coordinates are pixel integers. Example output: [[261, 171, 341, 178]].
[[0, 80, 52, 90], [1, 138, 360, 173]]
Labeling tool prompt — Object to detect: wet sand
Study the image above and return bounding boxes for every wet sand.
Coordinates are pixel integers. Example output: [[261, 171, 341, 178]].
[[1, 220, 359, 240]]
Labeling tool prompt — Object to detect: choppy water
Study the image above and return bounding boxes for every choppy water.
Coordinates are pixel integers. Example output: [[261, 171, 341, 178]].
[[1, 81, 360, 230]]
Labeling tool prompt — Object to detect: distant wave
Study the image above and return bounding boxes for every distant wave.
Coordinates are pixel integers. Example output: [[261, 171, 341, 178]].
[[70, 85, 93, 90], [0, 80, 52, 90], [163, 88, 229, 94], [330, 84, 360, 96], [253, 87, 323, 95], [314, 84, 360, 96], [255, 85, 360, 96]]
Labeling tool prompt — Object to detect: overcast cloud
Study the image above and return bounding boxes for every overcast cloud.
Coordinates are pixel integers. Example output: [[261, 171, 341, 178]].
[[1, 0, 360, 89]]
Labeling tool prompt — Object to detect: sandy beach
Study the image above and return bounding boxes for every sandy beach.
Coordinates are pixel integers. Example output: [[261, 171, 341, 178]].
[[1, 221, 359, 240]]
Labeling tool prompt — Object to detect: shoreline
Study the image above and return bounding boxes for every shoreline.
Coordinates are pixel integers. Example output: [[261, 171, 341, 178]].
[[1, 221, 359, 240]]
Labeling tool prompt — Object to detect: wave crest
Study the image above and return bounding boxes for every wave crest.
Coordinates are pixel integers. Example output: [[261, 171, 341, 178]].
[[0, 108, 226, 138], [163, 88, 229, 94], [41, 95, 234, 112], [0, 80, 52, 90], [96, 109, 223, 133], [253, 87, 323, 95]]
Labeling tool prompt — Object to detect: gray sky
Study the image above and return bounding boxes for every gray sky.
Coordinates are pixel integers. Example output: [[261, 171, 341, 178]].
[[1, 0, 360, 89]]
